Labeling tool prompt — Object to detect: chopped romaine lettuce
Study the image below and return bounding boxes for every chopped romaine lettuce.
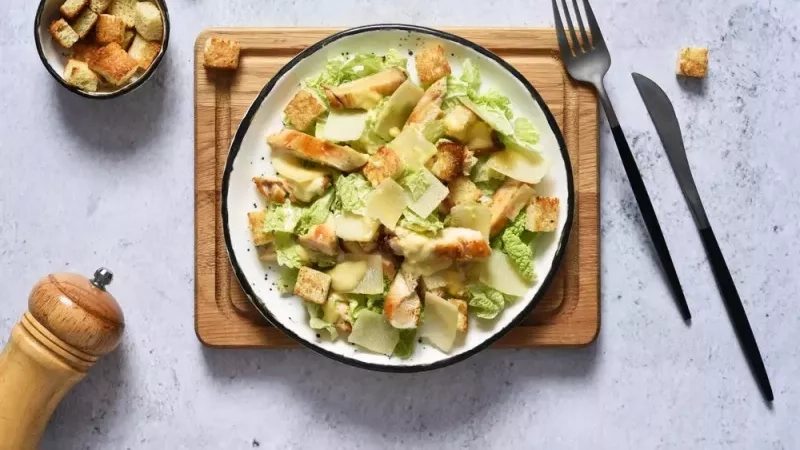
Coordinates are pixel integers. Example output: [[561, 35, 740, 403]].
[[393, 329, 418, 359], [334, 174, 372, 214], [466, 283, 508, 320], [460, 97, 514, 136], [513, 118, 539, 146], [443, 59, 481, 109], [500, 212, 536, 282], [277, 267, 299, 294], [472, 89, 513, 120], [306, 302, 338, 340], [397, 168, 431, 201], [399, 209, 444, 235], [263, 202, 305, 234], [274, 233, 310, 269], [295, 189, 334, 235], [383, 49, 409, 70]]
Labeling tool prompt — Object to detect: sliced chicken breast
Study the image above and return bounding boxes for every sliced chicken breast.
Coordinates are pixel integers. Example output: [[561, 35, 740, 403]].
[[324, 68, 407, 110], [383, 271, 422, 329], [405, 78, 446, 127], [267, 129, 369, 172]]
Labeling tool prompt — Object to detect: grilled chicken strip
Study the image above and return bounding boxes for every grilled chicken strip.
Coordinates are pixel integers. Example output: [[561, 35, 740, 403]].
[[267, 129, 369, 172]]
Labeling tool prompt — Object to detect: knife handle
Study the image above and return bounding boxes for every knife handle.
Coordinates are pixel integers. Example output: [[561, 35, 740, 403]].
[[610, 124, 691, 320], [698, 227, 774, 401]]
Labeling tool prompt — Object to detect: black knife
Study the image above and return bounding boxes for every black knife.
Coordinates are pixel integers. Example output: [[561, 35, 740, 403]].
[[632, 72, 774, 402]]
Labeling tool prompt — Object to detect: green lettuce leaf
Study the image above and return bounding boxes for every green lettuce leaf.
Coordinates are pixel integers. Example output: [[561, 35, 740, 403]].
[[472, 89, 513, 119], [421, 120, 446, 143], [274, 233, 308, 269], [334, 173, 372, 214], [393, 329, 418, 359], [304, 50, 407, 103], [399, 209, 444, 235], [494, 212, 536, 282], [277, 267, 299, 294], [348, 293, 385, 321], [263, 202, 305, 234], [306, 303, 338, 340], [296, 189, 335, 235], [443, 59, 481, 109], [398, 168, 431, 201], [466, 283, 508, 320], [513, 118, 539, 146], [383, 49, 409, 70]]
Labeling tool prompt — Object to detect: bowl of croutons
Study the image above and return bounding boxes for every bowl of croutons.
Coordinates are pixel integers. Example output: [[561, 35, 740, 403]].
[[34, 0, 170, 98]]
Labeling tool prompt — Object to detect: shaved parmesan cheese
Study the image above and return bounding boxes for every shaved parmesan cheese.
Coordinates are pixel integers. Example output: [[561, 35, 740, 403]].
[[375, 81, 425, 141], [271, 152, 328, 183], [406, 170, 449, 217], [334, 213, 380, 242], [419, 293, 460, 352], [327, 260, 368, 292], [348, 310, 400, 355], [318, 110, 370, 142], [487, 149, 550, 184], [352, 254, 384, 295], [388, 127, 437, 168], [479, 251, 530, 296], [449, 203, 492, 238], [365, 179, 409, 229]]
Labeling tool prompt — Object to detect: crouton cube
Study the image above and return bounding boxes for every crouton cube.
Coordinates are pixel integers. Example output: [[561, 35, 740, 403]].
[[95, 14, 126, 45], [294, 267, 332, 304], [247, 211, 273, 246], [428, 141, 468, 183], [446, 177, 482, 207], [676, 47, 708, 78], [108, 0, 136, 27], [127, 33, 161, 70], [415, 42, 451, 86], [134, 1, 163, 41], [526, 196, 560, 232], [283, 88, 327, 131], [363, 146, 404, 187], [63, 59, 100, 92], [88, 42, 139, 85], [49, 19, 80, 49], [443, 104, 478, 142], [203, 35, 241, 70], [89, 0, 112, 12], [70, 9, 99, 39], [122, 28, 135, 49], [70, 41, 101, 62], [60, 0, 88, 20], [448, 299, 469, 333]]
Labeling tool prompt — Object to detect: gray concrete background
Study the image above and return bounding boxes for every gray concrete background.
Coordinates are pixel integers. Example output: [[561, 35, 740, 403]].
[[1, 0, 798, 448]]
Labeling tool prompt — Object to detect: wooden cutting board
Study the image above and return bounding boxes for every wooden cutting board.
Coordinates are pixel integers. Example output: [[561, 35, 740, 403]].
[[194, 27, 599, 348]]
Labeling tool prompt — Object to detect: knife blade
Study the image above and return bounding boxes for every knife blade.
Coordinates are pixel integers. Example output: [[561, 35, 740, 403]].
[[632, 72, 774, 402]]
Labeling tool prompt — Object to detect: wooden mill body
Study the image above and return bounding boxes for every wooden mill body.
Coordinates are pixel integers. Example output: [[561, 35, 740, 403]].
[[0, 269, 123, 450]]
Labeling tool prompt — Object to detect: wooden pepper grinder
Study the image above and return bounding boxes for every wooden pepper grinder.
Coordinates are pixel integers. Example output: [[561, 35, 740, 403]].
[[0, 268, 124, 450]]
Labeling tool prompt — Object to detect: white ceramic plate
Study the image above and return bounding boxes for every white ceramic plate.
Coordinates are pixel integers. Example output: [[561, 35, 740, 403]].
[[222, 25, 574, 372]]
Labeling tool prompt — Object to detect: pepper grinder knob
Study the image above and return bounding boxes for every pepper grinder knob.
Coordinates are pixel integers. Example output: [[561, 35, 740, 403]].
[[0, 268, 125, 449]]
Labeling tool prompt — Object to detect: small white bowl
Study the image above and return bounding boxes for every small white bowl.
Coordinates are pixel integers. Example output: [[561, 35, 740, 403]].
[[222, 24, 575, 372], [34, 0, 170, 99]]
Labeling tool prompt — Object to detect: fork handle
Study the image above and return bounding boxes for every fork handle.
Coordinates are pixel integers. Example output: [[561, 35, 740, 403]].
[[610, 123, 691, 321]]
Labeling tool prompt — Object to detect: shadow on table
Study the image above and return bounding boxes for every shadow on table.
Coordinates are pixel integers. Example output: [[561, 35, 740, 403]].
[[40, 342, 132, 447], [51, 49, 176, 158], [201, 332, 600, 437]]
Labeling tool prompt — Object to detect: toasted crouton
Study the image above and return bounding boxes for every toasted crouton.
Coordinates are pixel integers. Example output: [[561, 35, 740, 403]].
[[294, 267, 332, 304], [267, 129, 369, 172], [283, 88, 327, 131], [88, 42, 139, 85], [70, 8, 99, 39], [363, 146, 404, 187], [448, 299, 469, 333], [63, 59, 99, 92], [70, 42, 101, 62], [134, 1, 163, 41], [203, 35, 241, 70], [247, 210, 273, 246], [415, 43, 451, 86], [297, 217, 339, 256], [89, 0, 112, 12], [405, 78, 446, 127], [49, 19, 80, 49], [108, 0, 136, 27], [428, 141, 468, 182], [121, 29, 135, 49], [443, 104, 478, 142], [526, 196, 560, 232], [446, 177, 482, 208], [489, 180, 535, 236], [60, 0, 88, 20], [384, 272, 421, 329], [324, 68, 407, 110], [95, 14, 126, 45], [127, 33, 161, 70], [677, 47, 708, 78]]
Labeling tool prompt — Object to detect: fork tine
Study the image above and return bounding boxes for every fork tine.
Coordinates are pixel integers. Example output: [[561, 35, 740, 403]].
[[582, 0, 605, 46], [571, 0, 591, 47], [560, 0, 583, 54], [551, 0, 573, 60]]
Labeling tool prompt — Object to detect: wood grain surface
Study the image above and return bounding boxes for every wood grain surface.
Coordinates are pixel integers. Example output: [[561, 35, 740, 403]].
[[194, 27, 599, 349]]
